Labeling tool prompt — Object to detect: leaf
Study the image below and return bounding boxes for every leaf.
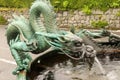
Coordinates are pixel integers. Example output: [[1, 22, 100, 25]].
[[63, 0, 69, 8], [54, 0, 60, 4]]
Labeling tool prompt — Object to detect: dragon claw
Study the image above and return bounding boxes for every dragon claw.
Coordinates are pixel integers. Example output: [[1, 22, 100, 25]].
[[12, 64, 28, 75]]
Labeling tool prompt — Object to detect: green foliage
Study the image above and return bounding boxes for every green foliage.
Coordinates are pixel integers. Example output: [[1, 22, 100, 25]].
[[91, 20, 108, 28], [51, 0, 120, 12], [0, 0, 120, 11], [82, 5, 92, 15], [0, 15, 7, 25], [116, 10, 120, 16], [63, 1, 69, 8], [54, 0, 61, 7], [111, 2, 119, 8], [0, 0, 34, 8]]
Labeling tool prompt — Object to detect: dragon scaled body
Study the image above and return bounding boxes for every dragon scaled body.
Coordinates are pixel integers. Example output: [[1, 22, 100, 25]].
[[6, 0, 116, 80], [6, 0, 56, 79]]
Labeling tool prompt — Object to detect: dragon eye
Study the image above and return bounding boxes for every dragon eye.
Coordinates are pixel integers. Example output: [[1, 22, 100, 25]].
[[74, 41, 82, 47]]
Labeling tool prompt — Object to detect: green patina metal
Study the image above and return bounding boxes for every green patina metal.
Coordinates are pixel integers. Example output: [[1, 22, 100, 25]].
[[6, 0, 112, 80]]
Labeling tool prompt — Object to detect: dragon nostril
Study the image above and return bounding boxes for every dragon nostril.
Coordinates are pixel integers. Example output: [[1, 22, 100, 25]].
[[86, 46, 94, 53]]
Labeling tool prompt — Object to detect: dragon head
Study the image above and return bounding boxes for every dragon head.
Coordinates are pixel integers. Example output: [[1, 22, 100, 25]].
[[56, 32, 96, 59], [35, 31, 96, 59]]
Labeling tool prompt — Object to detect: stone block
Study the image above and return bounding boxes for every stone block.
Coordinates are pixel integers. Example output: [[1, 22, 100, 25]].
[[79, 11, 83, 15], [115, 20, 120, 24], [81, 20, 85, 23], [105, 10, 112, 15], [68, 20, 73, 24], [116, 24, 120, 28], [57, 13, 62, 17], [74, 15, 80, 20], [110, 15, 115, 19], [93, 10, 103, 14], [63, 11, 68, 16], [74, 10, 79, 15]]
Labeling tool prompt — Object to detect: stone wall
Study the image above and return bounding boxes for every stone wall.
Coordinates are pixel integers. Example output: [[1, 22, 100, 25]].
[[0, 9, 120, 28], [0, 9, 29, 21], [56, 9, 120, 29]]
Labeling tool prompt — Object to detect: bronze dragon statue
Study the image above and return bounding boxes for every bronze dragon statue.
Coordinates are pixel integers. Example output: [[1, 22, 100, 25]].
[[6, 0, 120, 80]]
